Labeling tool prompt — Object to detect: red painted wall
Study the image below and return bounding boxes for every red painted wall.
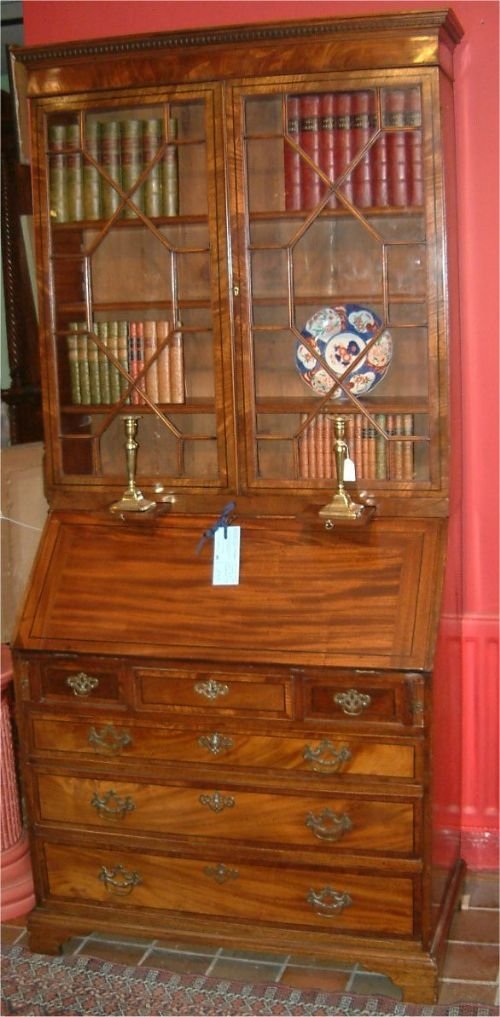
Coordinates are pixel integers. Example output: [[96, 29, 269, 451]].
[[23, 0, 499, 861]]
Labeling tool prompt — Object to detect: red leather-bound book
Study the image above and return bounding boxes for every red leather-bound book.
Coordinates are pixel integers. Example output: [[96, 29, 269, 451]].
[[284, 95, 301, 210], [319, 92, 337, 209], [384, 89, 408, 207], [351, 90, 375, 209], [372, 132, 390, 208], [334, 92, 353, 205], [406, 87, 423, 207], [298, 94, 321, 210]]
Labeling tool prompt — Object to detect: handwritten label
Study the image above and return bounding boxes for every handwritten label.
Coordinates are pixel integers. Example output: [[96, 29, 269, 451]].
[[213, 526, 241, 586]]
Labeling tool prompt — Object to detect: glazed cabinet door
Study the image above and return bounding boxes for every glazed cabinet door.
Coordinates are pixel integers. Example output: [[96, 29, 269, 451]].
[[229, 72, 448, 511], [32, 86, 234, 505]]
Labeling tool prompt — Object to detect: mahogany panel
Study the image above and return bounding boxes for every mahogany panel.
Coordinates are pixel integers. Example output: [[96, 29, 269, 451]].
[[19, 513, 446, 670]]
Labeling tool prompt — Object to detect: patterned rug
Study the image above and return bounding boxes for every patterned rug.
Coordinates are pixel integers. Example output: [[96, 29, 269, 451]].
[[1, 943, 496, 1016]]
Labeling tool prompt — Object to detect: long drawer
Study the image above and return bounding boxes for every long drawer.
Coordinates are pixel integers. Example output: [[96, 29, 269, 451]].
[[30, 716, 420, 780], [42, 841, 416, 937], [36, 774, 418, 854]]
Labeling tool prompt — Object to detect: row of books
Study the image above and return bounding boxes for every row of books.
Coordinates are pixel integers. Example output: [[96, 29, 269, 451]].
[[66, 320, 185, 407], [299, 413, 416, 482], [285, 89, 422, 211], [49, 120, 178, 223]]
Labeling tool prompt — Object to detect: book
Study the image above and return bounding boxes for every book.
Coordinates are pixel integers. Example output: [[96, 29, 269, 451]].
[[375, 413, 387, 480], [83, 119, 101, 220], [48, 123, 68, 223], [76, 331, 91, 405], [298, 94, 321, 209], [95, 321, 112, 404], [106, 321, 122, 403], [372, 131, 390, 208], [128, 321, 143, 405], [170, 326, 185, 403], [403, 413, 414, 479], [351, 90, 375, 208], [406, 88, 423, 207], [156, 321, 171, 402], [87, 333, 101, 404], [143, 320, 160, 403], [121, 119, 143, 218], [319, 93, 337, 209], [100, 120, 122, 218], [67, 325, 81, 404], [162, 118, 179, 216], [143, 119, 163, 218], [384, 90, 409, 207], [284, 96, 301, 210], [117, 321, 130, 400], [334, 92, 354, 204], [65, 123, 84, 222]]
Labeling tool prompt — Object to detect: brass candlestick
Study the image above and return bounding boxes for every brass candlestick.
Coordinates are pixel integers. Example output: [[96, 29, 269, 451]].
[[110, 416, 156, 514], [319, 415, 375, 524]]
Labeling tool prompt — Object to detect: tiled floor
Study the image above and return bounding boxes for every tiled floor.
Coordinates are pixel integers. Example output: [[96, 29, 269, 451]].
[[2, 871, 499, 1008]]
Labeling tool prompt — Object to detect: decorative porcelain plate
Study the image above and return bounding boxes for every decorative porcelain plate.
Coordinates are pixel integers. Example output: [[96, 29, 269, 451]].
[[296, 304, 392, 398]]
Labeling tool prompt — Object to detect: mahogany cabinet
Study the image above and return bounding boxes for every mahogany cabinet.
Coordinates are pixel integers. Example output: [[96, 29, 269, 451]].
[[11, 10, 464, 1002]]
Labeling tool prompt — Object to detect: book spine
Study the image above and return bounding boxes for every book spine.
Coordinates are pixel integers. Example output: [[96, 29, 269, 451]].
[[106, 321, 122, 403], [100, 121, 121, 218], [67, 325, 81, 404], [374, 413, 387, 479], [298, 94, 321, 210], [392, 413, 404, 479], [96, 321, 112, 405], [298, 415, 309, 478], [143, 119, 163, 218], [83, 119, 101, 221], [334, 92, 353, 204], [403, 413, 414, 480], [351, 91, 375, 209], [354, 414, 363, 477], [87, 334, 101, 404], [48, 124, 68, 223], [319, 93, 337, 210], [284, 96, 302, 211], [372, 131, 390, 208], [128, 322, 144, 405], [143, 320, 160, 403], [170, 327, 185, 404], [162, 118, 179, 216], [76, 332, 91, 405], [121, 120, 143, 218], [65, 123, 84, 223], [117, 321, 130, 401], [156, 321, 171, 403], [384, 90, 409, 207], [406, 87, 423, 207]]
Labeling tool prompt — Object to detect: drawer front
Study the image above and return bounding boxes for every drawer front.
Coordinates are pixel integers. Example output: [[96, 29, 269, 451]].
[[31, 717, 419, 780], [43, 841, 415, 937], [136, 669, 292, 718], [304, 672, 423, 727], [36, 774, 417, 854], [36, 658, 123, 705]]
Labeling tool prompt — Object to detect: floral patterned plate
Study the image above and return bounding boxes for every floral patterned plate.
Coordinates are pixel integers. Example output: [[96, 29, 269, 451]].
[[296, 304, 392, 398]]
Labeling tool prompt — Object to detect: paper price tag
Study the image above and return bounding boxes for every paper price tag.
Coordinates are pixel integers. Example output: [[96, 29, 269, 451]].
[[212, 526, 241, 586], [343, 457, 356, 482]]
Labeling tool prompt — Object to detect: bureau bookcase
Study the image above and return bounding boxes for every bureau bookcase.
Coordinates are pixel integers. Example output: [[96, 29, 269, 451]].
[[12, 10, 463, 1002]]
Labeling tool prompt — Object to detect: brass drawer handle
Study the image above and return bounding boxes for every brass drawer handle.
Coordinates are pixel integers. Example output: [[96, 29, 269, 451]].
[[66, 672, 99, 697], [204, 863, 239, 884], [307, 886, 352, 917], [303, 740, 352, 773], [98, 864, 142, 896], [198, 732, 234, 755], [91, 789, 135, 821], [305, 808, 352, 842], [88, 724, 132, 755], [334, 689, 372, 716], [199, 791, 235, 813], [194, 679, 229, 700]]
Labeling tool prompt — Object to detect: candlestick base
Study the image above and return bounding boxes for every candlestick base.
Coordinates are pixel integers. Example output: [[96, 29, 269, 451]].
[[109, 489, 156, 513]]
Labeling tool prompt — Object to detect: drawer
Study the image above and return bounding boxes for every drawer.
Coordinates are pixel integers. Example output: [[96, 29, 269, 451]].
[[31, 717, 420, 780], [33, 657, 124, 706], [304, 672, 425, 727], [36, 774, 418, 855], [43, 841, 415, 937], [136, 668, 292, 718]]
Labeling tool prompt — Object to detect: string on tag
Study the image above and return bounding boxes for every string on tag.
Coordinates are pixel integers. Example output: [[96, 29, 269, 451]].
[[196, 501, 236, 554]]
